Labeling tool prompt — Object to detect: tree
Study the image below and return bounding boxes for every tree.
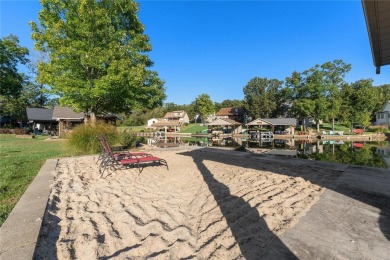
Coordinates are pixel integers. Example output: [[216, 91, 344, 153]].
[[195, 94, 214, 123], [0, 35, 29, 99], [31, 0, 166, 123], [214, 99, 244, 112], [348, 79, 380, 127], [243, 77, 283, 119], [376, 84, 390, 112], [0, 35, 29, 124], [286, 60, 351, 132]]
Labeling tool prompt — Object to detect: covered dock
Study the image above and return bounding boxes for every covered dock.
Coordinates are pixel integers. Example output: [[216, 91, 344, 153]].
[[151, 121, 182, 133], [246, 118, 297, 135], [206, 118, 243, 135]]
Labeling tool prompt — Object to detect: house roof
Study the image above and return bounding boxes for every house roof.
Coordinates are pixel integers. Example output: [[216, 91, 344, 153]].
[[164, 110, 187, 118], [247, 118, 297, 126], [26, 108, 54, 121], [216, 107, 245, 116], [207, 118, 242, 126], [362, 0, 390, 73], [151, 121, 182, 127], [380, 100, 390, 112], [52, 106, 84, 120]]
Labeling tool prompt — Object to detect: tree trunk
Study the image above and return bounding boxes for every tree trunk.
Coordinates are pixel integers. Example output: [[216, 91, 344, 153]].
[[84, 111, 97, 125], [317, 122, 320, 133], [332, 118, 335, 131], [90, 112, 96, 125]]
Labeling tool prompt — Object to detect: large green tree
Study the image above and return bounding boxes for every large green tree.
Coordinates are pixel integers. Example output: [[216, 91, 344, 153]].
[[31, 0, 165, 122], [345, 79, 380, 127], [214, 99, 244, 112], [286, 60, 351, 132], [243, 77, 283, 119], [195, 94, 215, 123], [0, 35, 29, 122], [0, 35, 29, 99]]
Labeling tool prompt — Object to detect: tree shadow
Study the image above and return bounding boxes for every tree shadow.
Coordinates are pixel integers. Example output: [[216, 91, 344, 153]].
[[33, 195, 61, 259], [187, 151, 298, 259], [180, 148, 390, 257]]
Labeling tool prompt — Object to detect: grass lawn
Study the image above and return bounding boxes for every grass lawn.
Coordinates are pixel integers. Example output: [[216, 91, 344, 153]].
[[118, 125, 149, 132], [0, 134, 83, 226], [118, 124, 208, 134], [179, 124, 208, 134], [320, 123, 352, 134]]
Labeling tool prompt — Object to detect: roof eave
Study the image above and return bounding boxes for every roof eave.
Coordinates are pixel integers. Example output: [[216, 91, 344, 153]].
[[362, 0, 382, 74]]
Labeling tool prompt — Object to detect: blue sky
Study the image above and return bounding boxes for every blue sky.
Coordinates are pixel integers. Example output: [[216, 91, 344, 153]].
[[1, 0, 389, 105]]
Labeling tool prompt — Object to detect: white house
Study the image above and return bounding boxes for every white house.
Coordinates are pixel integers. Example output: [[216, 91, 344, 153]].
[[376, 101, 390, 126], [147, 118, 160, 128], [163, 110, 189, 124]]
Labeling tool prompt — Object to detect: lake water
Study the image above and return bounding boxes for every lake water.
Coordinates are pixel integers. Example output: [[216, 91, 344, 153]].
[[167, 137, 390, 169]]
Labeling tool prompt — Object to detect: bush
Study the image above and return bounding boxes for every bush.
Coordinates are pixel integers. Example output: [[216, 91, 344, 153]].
[[13, 128, 29, 135], [119, 128, 137, 148], [0, 128, 13, 134], [69, 123, 119, 153], [367, 125, 388, 133]]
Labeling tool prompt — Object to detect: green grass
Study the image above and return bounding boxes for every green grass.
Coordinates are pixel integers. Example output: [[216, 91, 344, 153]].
[[118, 125, 148, 132], [118, 124, 208, 134], [0, 135, 83, 226], [321, 123, 352, 132], [179, 124, 208, 134]]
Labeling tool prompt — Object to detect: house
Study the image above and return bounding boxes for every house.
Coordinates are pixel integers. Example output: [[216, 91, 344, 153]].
[[376, 101, 390, 126], [26, 106, 120, 136], [26, 108, 57, 134], [163, 110, 189, 124], [52, 106, 84, 135], [26, 107, 84, 135], [147, 118, 162, 128], [215, 107, 246, 123]]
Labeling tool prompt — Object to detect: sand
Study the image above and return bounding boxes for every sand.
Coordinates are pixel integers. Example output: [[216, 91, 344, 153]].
[[35, 148, 340, 259]]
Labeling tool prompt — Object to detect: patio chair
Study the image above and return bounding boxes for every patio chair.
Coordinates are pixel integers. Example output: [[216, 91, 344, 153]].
[[97, 135, 168, 175], [110, 155, 169, 174], [101, 135, 150, 159], [96, 135, 152, 172]]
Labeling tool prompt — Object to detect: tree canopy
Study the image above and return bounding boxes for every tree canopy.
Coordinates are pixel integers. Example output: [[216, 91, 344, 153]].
[[286, 60, 351, 131], [0, 35, 29, 98], [30, 0, 166, 122], [243, 77, 283, 119], [195, 94, 215, 123]]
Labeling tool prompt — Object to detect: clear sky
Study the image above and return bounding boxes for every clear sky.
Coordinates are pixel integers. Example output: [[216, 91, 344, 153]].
[[1, 0, 389, 105]]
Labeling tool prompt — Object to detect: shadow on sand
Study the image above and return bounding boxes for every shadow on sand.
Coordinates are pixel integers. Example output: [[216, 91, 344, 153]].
[[180, 148, 390, 258], [187, 151, 298, 259]]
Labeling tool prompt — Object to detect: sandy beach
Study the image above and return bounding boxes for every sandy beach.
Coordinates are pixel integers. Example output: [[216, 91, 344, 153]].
[[35, 148, 341, 259]]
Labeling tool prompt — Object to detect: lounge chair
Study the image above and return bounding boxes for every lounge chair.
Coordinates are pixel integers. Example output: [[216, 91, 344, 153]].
[[96, 135, 152, 171], [97, 135, 168, 175], [110, 156, 169, 174]]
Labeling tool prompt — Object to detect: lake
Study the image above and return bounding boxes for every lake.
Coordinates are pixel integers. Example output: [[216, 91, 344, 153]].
[[157, 136, 390, 169]]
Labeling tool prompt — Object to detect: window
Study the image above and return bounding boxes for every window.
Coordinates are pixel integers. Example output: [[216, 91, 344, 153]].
[[381, 113, 384, 119]]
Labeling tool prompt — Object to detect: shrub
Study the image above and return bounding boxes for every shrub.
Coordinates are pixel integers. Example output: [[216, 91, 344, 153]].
[[119, 128, 137, 148], [367, 125, 388, 133], [0, 128, 13, 134], [69, 123, 119, 153], [13, 128, 29, 135]]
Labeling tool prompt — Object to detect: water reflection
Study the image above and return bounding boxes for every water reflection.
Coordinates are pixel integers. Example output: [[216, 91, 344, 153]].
[[157, 136, 389, 169]]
